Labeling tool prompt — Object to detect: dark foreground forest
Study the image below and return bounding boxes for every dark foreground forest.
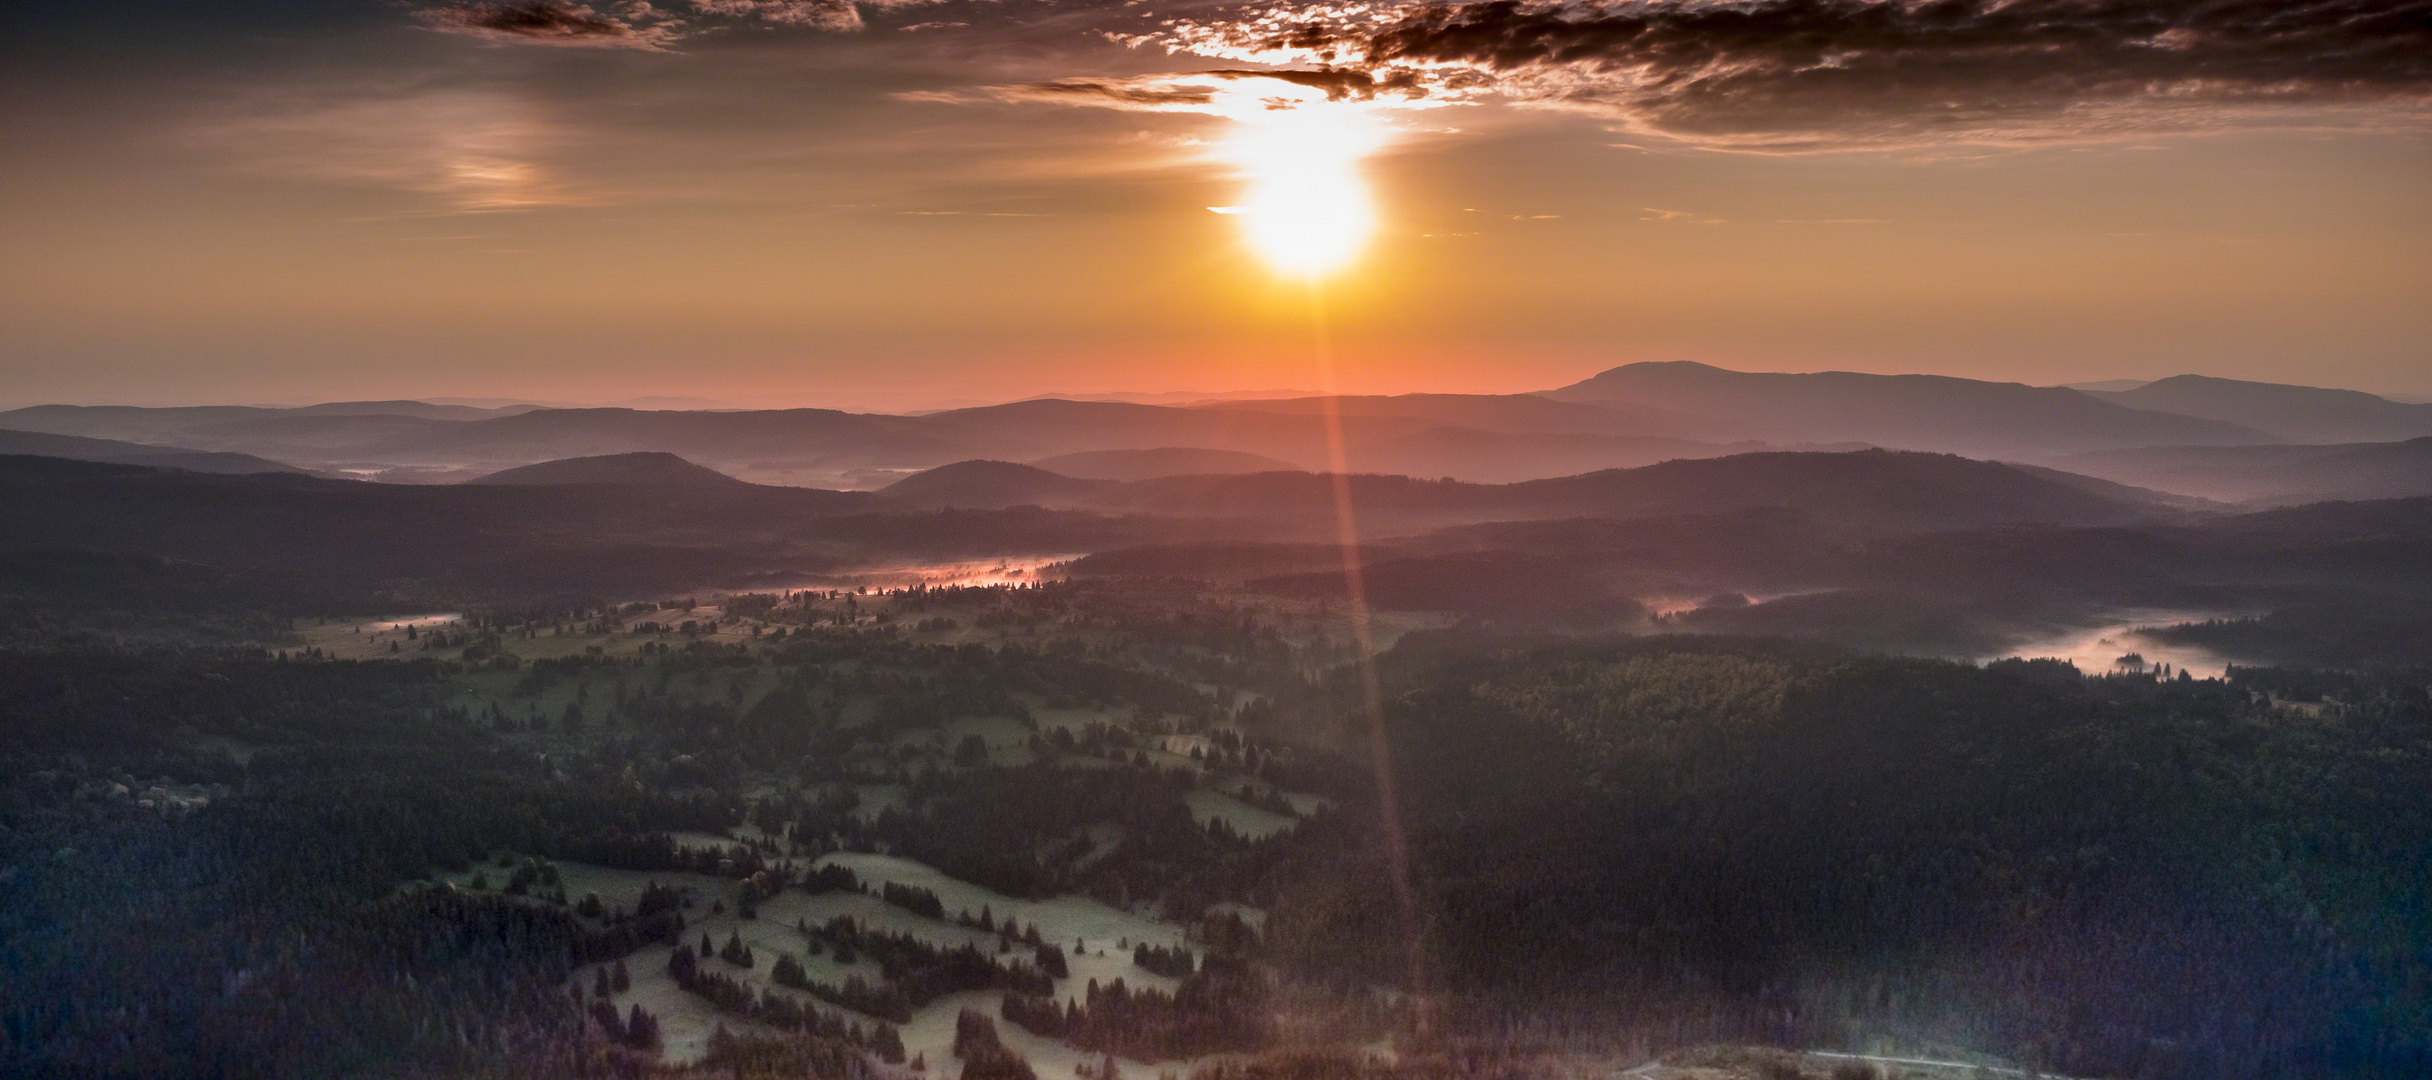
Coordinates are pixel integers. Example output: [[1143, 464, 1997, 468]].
[[1, 568, 2425, 1080]]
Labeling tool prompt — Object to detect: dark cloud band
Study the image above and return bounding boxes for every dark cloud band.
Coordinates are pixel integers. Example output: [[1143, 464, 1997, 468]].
[[420, 0, 886, 47], [423, 3, 644, 43], [1158, 0, 2432, 145]]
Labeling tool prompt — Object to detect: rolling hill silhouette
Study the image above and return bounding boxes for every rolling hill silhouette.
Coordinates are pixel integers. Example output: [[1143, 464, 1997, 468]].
[[469, 452, 751, 487], [879, 460, 1115, 509]]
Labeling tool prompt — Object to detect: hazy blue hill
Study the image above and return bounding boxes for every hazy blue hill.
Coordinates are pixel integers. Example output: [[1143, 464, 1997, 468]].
[[13, 382, 2239, 489], [0, 431, 308, 476], [0, 404, 288, 443], [1201, 392, 1710, 438], [878, 459, 1115, 508], [2092, 374, 2432, 443], [951, 397, 1750, 482], [1544, 360, 2267, 455], [1351, 426, 1770, 484], [1030, 447, 1304, 480], [923, 397, 1697, 483], [398, 398, 1731, 485], [282, 399, 536, 420], [2059, 437, 2432, 504], [17, 369, 2425, 495], [0, 402, 521, 452], [0, 403, 524, 470], [372, 406, 966, 467], [467, 452, 752, 487], [912, 397, 1443, 460], [177, 412, 461, 454], [1191, 391, 1760, 479], [269, 397, 1720, 484]]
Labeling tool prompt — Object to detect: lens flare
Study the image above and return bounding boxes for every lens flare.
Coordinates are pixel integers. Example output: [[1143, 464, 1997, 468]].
[[1215, 105, 1383, 279]]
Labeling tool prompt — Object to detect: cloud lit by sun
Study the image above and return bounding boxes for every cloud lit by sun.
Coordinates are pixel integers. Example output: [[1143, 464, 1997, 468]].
[[1210, 104, 1388, 280]]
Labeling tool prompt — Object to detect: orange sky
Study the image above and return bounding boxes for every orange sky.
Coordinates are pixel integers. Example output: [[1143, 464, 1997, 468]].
[[2, 2, 2427, 407]]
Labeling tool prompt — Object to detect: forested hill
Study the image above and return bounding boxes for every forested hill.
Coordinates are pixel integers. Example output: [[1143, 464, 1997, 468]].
[[908, 448, 2183, 532], [0, 455, 1148, 600], [0, 448, 2179, 602], [1292, 631, 2432, 1080]]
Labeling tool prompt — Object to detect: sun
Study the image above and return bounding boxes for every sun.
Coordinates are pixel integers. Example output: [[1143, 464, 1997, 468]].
[[1213, 105, 1384, 280]]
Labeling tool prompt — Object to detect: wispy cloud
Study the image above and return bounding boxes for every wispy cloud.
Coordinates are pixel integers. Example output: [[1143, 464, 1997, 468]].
[[193, 90, 589, 211], [1642, 207, 1724, 224]]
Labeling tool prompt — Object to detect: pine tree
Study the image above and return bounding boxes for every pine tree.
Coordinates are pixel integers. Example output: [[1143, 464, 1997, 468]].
[[625, 1003, 659, 1050]]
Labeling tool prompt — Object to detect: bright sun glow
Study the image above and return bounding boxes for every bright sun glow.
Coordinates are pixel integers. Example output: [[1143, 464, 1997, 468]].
[[1213, 105, 1385, 279]]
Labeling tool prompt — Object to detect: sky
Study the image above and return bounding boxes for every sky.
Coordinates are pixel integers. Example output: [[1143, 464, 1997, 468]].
[[2, 0, 2427, 408]]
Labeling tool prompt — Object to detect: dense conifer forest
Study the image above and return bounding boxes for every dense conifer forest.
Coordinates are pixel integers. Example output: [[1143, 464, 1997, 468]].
[[0, 569, 2425, 1080]]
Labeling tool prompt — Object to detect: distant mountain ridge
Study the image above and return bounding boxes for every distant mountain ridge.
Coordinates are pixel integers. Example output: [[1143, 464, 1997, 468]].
[[0, 400, 527, 442], [1200, 392, 1711, 439], [2085, 374, 2432, 444], [9, 365, 2423, 502], [0, 393, 1760, 487], [1544, 361, 2266, 456]]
